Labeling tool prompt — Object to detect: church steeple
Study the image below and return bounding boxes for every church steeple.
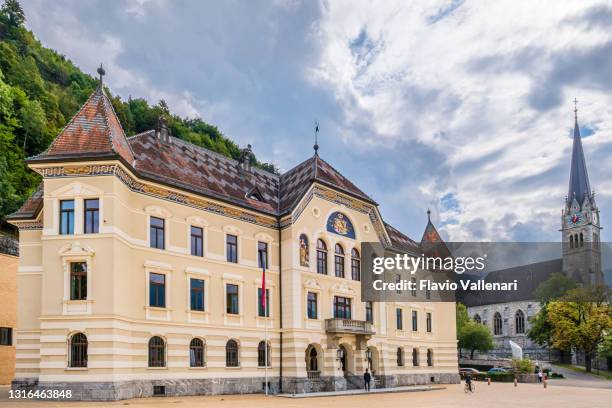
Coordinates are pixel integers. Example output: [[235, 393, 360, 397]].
[[567, 99, 591, 207]]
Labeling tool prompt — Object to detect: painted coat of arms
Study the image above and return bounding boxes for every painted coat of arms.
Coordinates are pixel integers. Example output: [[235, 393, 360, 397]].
[[326, 212, 355, 239]]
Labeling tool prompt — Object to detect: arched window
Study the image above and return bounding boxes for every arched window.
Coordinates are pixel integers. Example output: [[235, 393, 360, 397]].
[[226, 339, 239, 367], [257, 340, 271, 367], [351, 248, 361, 281], [308, 346, 318, 371], [334, 244, 345, 278], [397, 347, 404, 366], [189, 338, 205, 367], [148, 336, 165, 367], [515, 310, 525, 334], [493, 312, 502, 335], [569, 235, 574, 249], [412, 348, 419, 367], [316, 239, 327, 275], [473, 314, 482, 324], [427, 349, 434, 367], [69, 333, 88, 368], [299, 234, 310, 267], [579, 232, 584, 247]]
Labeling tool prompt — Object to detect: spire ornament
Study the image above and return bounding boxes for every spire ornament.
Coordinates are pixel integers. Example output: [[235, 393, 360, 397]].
[[313, 121, 319, 155], [97, 63, 106, 86]]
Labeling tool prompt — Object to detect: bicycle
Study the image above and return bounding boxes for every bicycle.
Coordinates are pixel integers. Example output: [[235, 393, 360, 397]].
[[464, 381, 475, 393]]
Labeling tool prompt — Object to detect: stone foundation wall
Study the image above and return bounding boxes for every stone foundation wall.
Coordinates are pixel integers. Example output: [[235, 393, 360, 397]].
[[14, 372, 460, 401]]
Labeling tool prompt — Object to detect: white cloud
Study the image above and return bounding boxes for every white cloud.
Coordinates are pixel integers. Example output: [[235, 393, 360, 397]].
[[309, 0, 612, 241]]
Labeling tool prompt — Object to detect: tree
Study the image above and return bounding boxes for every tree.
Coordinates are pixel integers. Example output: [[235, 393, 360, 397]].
[[456, 303, 493, 358], [527, 305, 554, 347], [460, 321, 494, 359], [547, 286, 612, 372], [19, 99, 46, 152], [1, 0, 25, 27], [534, 272, 577, 304]]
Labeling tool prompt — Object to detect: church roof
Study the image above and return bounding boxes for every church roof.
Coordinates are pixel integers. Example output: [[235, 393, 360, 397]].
[[28, 85, 134, 165], [384, 221, 419, 253], [458, 258, 562, 307], [568, 111, 591, 206]]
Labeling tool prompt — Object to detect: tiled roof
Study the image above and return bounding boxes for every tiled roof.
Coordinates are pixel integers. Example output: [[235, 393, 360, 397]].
[[0, 234, 19, 256], [30, 85, 134, 164], [6, 183, 43, 220], [129, 131, 280, 215], [384, 221, 419, 253], [458, 258, 562, 306], [11, 86, 415, 246], [279, 155, 375, 214]]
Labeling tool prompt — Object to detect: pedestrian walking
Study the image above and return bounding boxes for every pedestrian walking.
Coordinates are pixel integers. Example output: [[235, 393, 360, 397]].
[[364, 369, 372, 391], [538, 370, 543, 383]]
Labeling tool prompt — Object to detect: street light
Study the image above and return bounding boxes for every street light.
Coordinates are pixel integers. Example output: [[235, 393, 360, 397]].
[[365, 348, 372, 361], [337, 348, 344, 361]]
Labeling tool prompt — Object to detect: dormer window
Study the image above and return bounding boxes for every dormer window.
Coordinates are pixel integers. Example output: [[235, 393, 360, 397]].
[[246, 187, 264, 202]]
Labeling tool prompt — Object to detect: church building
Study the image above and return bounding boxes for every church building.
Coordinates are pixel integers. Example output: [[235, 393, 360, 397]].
[[463, 105, 604, 360], [7, 70, 458, 400]]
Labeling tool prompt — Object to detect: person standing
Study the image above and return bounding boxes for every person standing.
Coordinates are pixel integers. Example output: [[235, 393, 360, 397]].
[[538, 370, 543, 383], [364, 369, 372, 391]]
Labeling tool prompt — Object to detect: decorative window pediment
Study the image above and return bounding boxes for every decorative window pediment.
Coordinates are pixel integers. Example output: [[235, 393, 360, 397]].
[[49, 181, 103, 199], [144, 205, 172, 219], [58, 242, 95, 257]]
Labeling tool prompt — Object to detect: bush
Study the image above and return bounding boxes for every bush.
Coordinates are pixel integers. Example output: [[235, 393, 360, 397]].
[[550, 372, 564, 379], [511, 358, 535, 374], [487, 372, 515, 382]]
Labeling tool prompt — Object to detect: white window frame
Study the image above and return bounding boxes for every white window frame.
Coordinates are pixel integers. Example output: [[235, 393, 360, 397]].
[[144, 260, 172, 321], [59, 242, 95, 315], [185, 267, 210, 323]]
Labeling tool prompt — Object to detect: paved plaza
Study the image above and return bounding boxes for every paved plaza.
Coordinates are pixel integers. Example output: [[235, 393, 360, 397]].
[[0, 382, 610, 408]]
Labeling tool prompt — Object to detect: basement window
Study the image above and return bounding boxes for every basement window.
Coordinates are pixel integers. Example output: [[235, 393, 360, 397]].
[[153, 385, 165, 396]]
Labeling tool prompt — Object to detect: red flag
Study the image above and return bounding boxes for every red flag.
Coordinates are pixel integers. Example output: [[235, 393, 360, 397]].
[[260, 252, 266, 313]]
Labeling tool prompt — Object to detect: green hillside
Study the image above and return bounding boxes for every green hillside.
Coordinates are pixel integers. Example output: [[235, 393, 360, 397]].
[[0, 0, 277, 231]]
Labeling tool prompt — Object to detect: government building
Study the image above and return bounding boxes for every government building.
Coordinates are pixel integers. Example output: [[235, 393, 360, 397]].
[[7, 73, 459, 400]]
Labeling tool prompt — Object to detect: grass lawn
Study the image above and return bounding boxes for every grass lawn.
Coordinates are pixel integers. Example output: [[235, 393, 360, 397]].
[[555, 363, 612, 380]]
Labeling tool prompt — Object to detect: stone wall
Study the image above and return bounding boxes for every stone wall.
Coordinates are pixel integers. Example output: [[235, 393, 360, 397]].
[[13, 372, 461, 400]]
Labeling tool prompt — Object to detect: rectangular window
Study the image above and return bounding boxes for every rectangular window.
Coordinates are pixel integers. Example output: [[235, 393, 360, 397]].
[[226, 235, 238, 263], [0, 327, 12, 346], [411, 277, 417, 297], [226, 284, 239, 314], [307, 292, 318, 319], [258, 288, 270, 317], [335, 254, 344, 278], [149, 273, 166, 307], [426, 312, 432, 333], [365, 301, 373, 323], [258, 241, 268, 269], [351, 257, 360, 281], [59, 200, 75, 235], [83, 199, 99, 234], [396, 308, 403, 330], [70, 262, 87, 300], [333, 296, 352, 319], [190, 226, 203, 257], [150, 217, 165, 249], [412, 310, 418, 331], [190, 278, 205, 311]]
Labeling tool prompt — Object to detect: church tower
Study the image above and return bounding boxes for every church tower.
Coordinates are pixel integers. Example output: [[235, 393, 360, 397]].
[[561, 103, 603, 285]]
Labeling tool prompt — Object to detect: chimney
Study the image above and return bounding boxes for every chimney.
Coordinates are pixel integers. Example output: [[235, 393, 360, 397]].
[[156, 116, 171, 144], [239, 144, 253, 172]]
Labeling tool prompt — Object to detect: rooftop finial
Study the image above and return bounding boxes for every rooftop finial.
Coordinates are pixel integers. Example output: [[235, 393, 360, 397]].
[[97, 63, 106, 86], [427, 208, 431, 222], [313, 121, 319, 155], [573, 97, 578, 122]]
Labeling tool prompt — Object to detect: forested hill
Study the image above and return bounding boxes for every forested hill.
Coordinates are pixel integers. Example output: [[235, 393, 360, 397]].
[[0, 0, 278, 232]]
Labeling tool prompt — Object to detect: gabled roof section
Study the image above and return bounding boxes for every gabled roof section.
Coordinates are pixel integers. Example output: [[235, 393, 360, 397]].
[[30, 85, 134, 164], [279, 154, 375, 214], [128, 131, 280, 215], [568, 110, 591, 206], [384, 221, 419, 253], [6, 183, 43, 220]]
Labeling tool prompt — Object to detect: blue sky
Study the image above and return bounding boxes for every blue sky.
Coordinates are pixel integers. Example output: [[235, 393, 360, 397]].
[[20, 0, 612, 242]]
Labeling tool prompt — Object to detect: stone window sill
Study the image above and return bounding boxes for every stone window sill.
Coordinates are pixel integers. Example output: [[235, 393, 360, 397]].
[[65, 367, 88, 371], [147, 367, 168, 370]]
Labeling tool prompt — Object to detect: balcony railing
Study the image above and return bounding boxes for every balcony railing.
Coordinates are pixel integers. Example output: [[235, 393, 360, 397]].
[[325, 318, 374, 335], [307, 370, 321, 381]]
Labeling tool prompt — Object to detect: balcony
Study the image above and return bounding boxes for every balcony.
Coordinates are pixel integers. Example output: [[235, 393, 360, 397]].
[[325, 318, 374, 336]]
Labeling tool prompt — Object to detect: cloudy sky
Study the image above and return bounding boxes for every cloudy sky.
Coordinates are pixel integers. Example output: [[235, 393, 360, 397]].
[[20, 0, 612, 242]]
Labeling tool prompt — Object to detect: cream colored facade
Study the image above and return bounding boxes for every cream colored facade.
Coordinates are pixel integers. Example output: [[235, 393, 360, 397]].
[[9, 156, 458, 400], [0, 250, 18, 384]]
